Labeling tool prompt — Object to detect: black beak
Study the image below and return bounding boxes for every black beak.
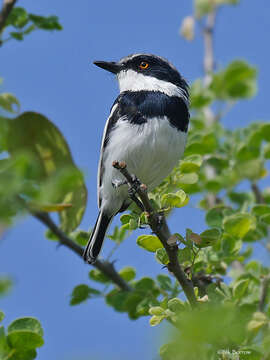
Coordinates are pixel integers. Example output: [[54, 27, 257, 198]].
[[93, 61, 123, 74]]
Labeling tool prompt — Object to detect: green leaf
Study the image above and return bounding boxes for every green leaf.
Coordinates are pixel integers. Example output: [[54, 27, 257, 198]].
[[70, 229, 90, 246], [137, 235, 163, 252], [105, 289, 129, 313], [194, 228, 221, 248], [223, 213, 256, 238], [70, 284, 91, 306], [0, 93, 20, 113], [263, 143, 270, 159], [108, 225, 129, 243], [7, 317, 44, 350], [124, 293, 145, 319], [185, 133, 217, 156], [119, 267, 136, 281], [177, 172, 198, 185], [10, 31, 24, 40], [157, 275, 172, 291], [120, 214, 131, 225], [247, 312, 268, 333], [261, 214, 270, 225], [180, 154, 203, 173], [236, 144, 260, 161], [161, 190, 189, 208], [0, 117, 9, 152], [222, 233, 242, 255], [89, 269, 110, 284], [167, 298, 185, 313], [206, 206, 226, 228], [28, 14, 62, 30], [252, 205, 270, 217], [235, 159, 265, 181], [177, 247, 191, 262], [0, 277, 12, 297], [0, 311, 4, 322], [194, 0, 214, 18], [155, 248, 169, 265], [233, 279, 249, 299], [190, 79, 213, 108], [44, 229, 59, 242], [0, 326, 12, 359], [134, 277, 155, 292], [6, 112, 87, 232], [6, 7, 29, 28], [260, 123, 270, 142], [210, 60, 257, 100]]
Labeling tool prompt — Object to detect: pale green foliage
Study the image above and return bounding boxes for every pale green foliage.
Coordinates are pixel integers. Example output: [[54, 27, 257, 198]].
[[1, 1, 270, 360], [0, 317, 44, 360]]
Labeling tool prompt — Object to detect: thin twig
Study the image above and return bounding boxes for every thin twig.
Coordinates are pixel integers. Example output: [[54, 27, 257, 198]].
[[0, 0, 17, 33], [258, 275, 270, 312], [203, 9, 216, 81], [32, 211, 132, 292], [112, 161, 197, 308], [251, 183, 265, 204]]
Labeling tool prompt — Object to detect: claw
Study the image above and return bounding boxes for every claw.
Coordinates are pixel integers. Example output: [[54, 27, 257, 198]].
[[112, 179, 127, 188], [127, 174, 141, 196]]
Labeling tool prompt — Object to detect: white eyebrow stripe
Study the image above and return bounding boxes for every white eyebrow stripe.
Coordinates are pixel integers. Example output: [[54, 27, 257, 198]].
[[117, 69, 189, 106]]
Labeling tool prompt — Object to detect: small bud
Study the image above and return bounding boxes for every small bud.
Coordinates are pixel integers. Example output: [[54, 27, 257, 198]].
[[119, 161, 126, 169], [180, 16, 195, 41], [198, 295, 209, 303], [167, 234, 178, 246], [140, 183, 147, 192], [149, 306, 165, 316]]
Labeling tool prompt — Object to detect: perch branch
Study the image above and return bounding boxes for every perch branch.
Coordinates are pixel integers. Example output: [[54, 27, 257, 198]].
[[112, 161, 197, 308], [0, 0, 17, 32], [32, 211, 132, 292]]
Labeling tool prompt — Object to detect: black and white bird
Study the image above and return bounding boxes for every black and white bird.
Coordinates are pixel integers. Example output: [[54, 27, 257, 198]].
[[83, 53, 190, 264]]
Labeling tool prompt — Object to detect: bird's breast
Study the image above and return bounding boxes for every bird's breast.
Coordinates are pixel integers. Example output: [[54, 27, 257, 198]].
[[100, 116, 187, 212]]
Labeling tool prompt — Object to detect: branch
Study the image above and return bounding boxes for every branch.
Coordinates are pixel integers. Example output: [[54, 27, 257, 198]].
[[251, 183, 265, 204], [112, 161, 197, 308], [203, 9, 216, 83], [32, 211, 132, 292], [258, 275, 270, 312], [0, 0, 17, 33]]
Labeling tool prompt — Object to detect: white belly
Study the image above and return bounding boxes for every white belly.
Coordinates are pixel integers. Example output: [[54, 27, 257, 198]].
[[99, 116, 187, 214]]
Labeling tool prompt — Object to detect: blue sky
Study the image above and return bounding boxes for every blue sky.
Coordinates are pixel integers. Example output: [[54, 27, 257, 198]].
[[0, 0, 270, 359]]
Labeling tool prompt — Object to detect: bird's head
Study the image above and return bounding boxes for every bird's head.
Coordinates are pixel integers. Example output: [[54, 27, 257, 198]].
[[94, 53, 189, 103]]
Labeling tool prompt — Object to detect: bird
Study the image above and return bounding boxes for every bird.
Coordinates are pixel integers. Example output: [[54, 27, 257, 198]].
[[83, 53, 190, 264]]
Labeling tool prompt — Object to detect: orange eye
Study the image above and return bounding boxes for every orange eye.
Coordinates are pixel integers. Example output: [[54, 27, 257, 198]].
[[139, 62, 149, 70]]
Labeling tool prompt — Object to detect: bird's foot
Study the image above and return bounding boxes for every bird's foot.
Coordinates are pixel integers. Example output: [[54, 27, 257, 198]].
[[128, 174, 141, 197], [127, 175, 144, 211], [112, 179, 127, 188]]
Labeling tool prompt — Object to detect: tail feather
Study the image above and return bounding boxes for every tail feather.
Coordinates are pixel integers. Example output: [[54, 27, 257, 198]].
[[83, 211, 112, 264]]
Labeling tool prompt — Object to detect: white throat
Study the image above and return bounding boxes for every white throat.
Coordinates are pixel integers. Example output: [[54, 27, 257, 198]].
[[117, 69, 189, 105]]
